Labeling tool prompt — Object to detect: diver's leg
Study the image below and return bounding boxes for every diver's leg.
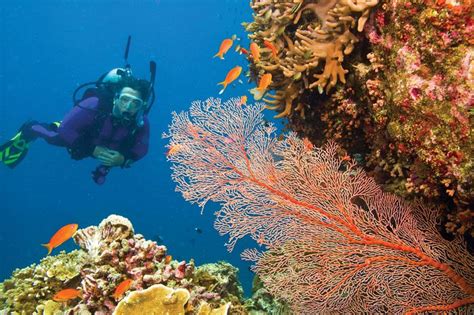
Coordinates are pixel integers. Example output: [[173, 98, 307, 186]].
[[28, 122, 65, 146], [0, 121, 65, 168], [0, 121, 39, 168]]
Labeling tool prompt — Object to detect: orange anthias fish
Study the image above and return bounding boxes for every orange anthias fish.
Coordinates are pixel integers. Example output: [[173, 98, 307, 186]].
[[42, 223, 78, 255], [303, 137, 314, 151], [239, 95, 248, 106], [166, 143, 182, 157], [165, 255, 173, 264], [53, 288, 81, 302], [218, 66, 242, 95], [264, 40, 278, 59], [250, 73, 272, 100], [113, 279, 133, 300], [213, 38, 233, 59], [250, 42, 260, 62]]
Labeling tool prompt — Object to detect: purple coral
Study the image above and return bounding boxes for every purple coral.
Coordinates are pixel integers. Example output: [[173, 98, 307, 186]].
[[72, 215, 193, 314]]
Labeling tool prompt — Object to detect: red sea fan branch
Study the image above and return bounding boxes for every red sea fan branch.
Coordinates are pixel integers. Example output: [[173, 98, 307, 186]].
[[164, 97, 473, 314]]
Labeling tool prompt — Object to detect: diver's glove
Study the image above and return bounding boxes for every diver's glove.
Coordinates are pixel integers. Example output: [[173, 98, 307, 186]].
[[92, 165, 110, 185]]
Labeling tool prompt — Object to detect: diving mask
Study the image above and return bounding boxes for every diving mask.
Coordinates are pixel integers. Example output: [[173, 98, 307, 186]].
[[113, 92, 146, 124], [117, 93, 144, 111]]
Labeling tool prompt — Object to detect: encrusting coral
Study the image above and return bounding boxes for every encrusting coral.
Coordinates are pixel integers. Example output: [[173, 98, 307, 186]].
[[243, 0, 379, 117], [244, 0, 473, 240], [361, 0, 473, 238], [113, 284, 190, 315]]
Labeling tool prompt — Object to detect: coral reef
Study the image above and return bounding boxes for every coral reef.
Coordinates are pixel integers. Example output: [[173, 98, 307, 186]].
[[243, 0, 379, 117], [166, 97, 473, 313], [244, 276, 290, 314], [244, 0, 473, 238], [0, 250, 87, 314], [361, 0, 473, 237], [193, 262, 244, 304], [1, 214, 275, 314]]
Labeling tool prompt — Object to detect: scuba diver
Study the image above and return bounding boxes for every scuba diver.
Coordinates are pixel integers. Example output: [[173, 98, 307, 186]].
[[0, 36, 156, 184]]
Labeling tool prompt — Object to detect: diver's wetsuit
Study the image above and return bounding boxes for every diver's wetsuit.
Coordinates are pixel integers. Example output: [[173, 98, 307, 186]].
[[28, 96, 149, 163]]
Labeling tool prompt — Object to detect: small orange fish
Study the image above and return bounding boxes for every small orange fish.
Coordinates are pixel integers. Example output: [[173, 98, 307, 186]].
[[42, 223, 78, 255], [218, 66, 242, 95], [53, 288, 81, 302], [250, 42, 260, 62], [113, 279, 133, 300], [166, 143, 182, 157], [213, 38, 233, 59], [239, 95, 248, 105], [165, 255, 173, 264], [264, 40, 278, 59], [303, 137, 314, 151], [250, 73, 272, 100], [257, 73, 272, 91]]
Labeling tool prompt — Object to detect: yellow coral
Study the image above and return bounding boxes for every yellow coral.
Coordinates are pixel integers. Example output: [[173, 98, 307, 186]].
[[112, 284, 190, 315], [196, 301, 231, 315], [248, 0, 379, 117]]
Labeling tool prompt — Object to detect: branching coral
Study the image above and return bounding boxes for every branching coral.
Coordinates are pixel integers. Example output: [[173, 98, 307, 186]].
[[244, 0, 379, 117], [72, 215, 194, 313], [0, 250, 87, 314]]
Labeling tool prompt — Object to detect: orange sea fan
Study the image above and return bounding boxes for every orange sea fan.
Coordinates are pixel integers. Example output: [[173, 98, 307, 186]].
[[165, 97, 474, 314]]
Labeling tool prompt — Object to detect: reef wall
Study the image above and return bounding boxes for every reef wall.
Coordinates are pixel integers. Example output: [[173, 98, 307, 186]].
[[243, 0, 473, 238]]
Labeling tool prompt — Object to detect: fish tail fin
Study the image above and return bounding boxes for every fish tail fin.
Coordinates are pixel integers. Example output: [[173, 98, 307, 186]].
[[218, 82, 227, 95], [213, 53, 224, 59], [250, 88, 264, 100], [41, 243, 52, 255]]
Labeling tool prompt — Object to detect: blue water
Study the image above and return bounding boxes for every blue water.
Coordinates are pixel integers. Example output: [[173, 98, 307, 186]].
[[0, 0, 283, 296]]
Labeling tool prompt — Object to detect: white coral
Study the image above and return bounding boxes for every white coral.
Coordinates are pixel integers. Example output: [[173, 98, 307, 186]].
[[73, 226, 102, 261]]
